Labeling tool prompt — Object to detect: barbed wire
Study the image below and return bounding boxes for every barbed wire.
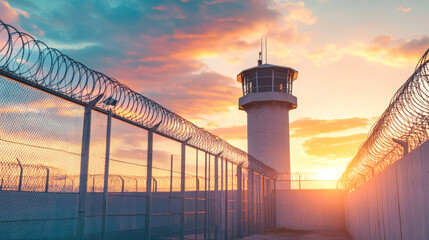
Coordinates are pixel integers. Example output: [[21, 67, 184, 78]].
[[0, 19, 276, 177], [277, 170, 343, 181], [0, 161, 239, 193], [338, 49, 429, 191]]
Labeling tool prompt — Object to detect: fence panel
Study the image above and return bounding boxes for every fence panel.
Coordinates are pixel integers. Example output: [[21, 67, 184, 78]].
[[0, 19, 279, 240], [0, 76, 83, 240]]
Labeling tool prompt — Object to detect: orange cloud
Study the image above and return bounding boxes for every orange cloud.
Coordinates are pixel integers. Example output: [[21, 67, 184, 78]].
[[290, 117, 372, 138], [0, 0, 29, 23], [355, 35, 429, 66], [111, 1, 313, 118], [271, 0, 317, 25], [144, 71, 241, 117], [209, 125, 246, 140], [396, 6, 411, 13], [308, 35, 429, 66], [302, 133, 367, 159]]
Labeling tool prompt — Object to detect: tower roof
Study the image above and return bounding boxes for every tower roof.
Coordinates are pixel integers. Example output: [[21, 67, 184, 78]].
[[237, 63, 298, 83]]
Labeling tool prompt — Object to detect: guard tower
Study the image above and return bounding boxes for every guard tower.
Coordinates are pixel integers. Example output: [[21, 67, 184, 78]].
[[237, 56, 298, 173]]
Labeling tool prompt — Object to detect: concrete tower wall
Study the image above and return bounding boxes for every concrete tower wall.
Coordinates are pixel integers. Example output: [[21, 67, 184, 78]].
[[245, 101, 291, 172]]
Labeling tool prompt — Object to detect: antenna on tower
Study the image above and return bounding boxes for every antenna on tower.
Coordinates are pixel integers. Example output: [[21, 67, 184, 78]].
[[258, 38, 263, 66], [265, 38, 267, 64]]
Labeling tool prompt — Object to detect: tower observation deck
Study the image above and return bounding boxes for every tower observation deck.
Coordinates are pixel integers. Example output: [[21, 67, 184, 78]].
[[237, 63, 298, 173]]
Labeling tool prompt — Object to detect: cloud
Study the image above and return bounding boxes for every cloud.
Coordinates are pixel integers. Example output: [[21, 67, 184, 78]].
[[0, 0, 29, 23], [308, 35, 429, 66], [272, 0, 317, 25], [142, 71, 241, 116], [4, 0, 316, 121], [354, 35, 429, 66], [396, 6, 411, 13], [290, 117, 372, 138], [209, 125, 247, 140], [302, 133, 367, 159]]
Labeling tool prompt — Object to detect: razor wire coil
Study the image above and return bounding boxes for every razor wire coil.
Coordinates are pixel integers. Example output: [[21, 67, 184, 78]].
[[338, 49, 429, 191], [0, 20, 276, 177]]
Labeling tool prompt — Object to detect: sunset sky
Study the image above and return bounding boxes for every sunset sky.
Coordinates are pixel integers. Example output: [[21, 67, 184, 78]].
[[2, 0, 429, 176]]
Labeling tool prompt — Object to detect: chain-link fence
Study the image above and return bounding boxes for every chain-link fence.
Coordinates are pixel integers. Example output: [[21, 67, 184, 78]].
[[276, 171, 341, 190], [0, 19, 277, 240]]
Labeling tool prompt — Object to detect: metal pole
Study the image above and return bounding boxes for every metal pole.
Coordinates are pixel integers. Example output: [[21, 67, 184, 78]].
[[92, 176, 95, 192], [237, 164, 243, 238], [273, 179, 277, 228], [214, 152, 220, 240], [195, 150, 198, 240], [16, 158, 23, 191], [207, 154, 211, 240], [45, 167, 50, 193], [152, 177, 158, 193], [101, 110, 112, 240], [169, 154, 173, 227], [258, 174, 261, 232], [247, 171, 251, 236], [119, 176, 124, 193], [180, 137, 191, 240], [204, 153, 209, 240], [266, 179, 271, 230], [248, 171, 254, 235], [224, 160, 228, 239], [144, 121, 162, 240], [392, 138, 408, 155], [220, 157, 224, 240], [77, 94, 103, 240], [261, 175, 267, 231]]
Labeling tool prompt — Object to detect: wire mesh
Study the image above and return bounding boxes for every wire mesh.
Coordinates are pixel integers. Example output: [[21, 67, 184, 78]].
[[0, 19, 276, 177], [0, 19, 278, 240], [0, 75, 83, 239]]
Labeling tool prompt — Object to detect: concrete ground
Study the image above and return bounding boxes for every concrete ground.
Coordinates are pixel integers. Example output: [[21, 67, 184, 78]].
[[242, 228, 352, 240]]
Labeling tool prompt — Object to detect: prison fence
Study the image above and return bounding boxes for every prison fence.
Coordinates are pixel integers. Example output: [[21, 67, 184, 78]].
[[0, 19, 277, 239], [338, 48, 429, 192], [276, 172, 341, 190]]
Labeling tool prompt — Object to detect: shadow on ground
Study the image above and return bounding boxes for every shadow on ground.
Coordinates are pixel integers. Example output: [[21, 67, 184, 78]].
[[242, 228, 352, 240]]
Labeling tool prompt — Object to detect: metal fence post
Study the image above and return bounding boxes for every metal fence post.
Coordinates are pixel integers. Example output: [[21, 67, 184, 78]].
[[16, 158, 23, 191], [261, 175, 265, 232], [273, 178, 277, 227], [180, 137, 191, 240], [101, 110, 112, 240], [248, 171, 254, 235], [145, 121, 162, 240], [77, 94, 103, 240], [237, 164, 243, 239], [224, 159, 228, 239], [195, 150, 199, 240], [204, 152, 208, 240], [45, 167, 50, 193], [207, 153, 211, 240], [169, 154, 173, 227], [257, 174, 262, 233], [119, 176, 124, 193], [214, 152, 221, 240]]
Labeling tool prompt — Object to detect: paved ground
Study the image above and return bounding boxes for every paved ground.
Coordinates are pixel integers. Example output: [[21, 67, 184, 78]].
[[242, 228, 352, 240]]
